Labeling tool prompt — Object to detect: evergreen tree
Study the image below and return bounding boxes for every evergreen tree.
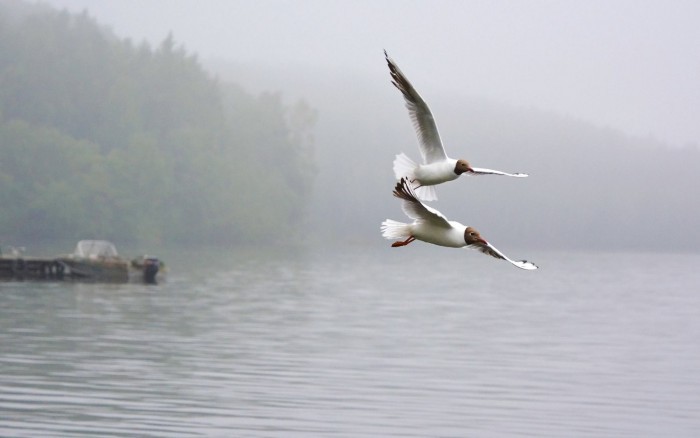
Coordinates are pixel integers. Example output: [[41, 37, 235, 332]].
[[0, 2, 316, 245]]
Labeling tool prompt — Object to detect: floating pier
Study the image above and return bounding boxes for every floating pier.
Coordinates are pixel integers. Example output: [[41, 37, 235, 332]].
[[0, 257, 66, 280]]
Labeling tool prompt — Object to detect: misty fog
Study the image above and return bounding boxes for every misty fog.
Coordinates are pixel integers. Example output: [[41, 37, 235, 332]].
[[5, 0, 700, 252], [220, 61, 699, 251], [36, 0, 700, 147]]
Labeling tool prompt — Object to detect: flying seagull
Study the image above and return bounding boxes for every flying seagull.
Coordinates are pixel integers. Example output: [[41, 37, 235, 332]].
[[381, 177, 538, 270], [385, 50, 528, 201]]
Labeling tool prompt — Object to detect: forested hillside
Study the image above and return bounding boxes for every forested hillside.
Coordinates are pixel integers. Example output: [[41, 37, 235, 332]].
[[0, 2, 315, 245]]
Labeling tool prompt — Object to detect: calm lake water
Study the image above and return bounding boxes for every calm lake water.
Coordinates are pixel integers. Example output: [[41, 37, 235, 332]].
[[1, 245, 699, 437]]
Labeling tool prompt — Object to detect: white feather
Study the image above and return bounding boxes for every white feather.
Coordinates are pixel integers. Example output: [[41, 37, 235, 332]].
[[413, 185, 437, 202], [380, 219, 411, 240], [393, 153, 439, 201], [392, 153, 416, 180]]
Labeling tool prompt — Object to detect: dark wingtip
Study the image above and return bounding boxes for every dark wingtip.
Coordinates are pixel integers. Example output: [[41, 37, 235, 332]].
[[520, 260, 539, 269], [392, 177, 418, 202], [391, 177, 406, 198]]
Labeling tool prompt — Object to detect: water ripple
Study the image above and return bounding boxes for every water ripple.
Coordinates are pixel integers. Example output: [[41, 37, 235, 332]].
[[2, 248, 700, 436]]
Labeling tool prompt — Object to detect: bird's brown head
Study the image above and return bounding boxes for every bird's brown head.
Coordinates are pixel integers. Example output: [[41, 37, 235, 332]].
[[464, 226, 487, 246], [454, 159, 474, 175]]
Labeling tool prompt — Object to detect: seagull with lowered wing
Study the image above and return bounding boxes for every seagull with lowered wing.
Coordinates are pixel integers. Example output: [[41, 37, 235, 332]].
[[381, 177, 538, 270]]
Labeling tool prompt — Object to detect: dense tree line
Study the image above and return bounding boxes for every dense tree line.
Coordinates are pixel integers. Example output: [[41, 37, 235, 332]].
[[0, 2, 316, 245]]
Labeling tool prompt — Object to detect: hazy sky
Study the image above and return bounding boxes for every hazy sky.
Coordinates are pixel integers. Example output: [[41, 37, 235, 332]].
[[36, 0, 700, 147]]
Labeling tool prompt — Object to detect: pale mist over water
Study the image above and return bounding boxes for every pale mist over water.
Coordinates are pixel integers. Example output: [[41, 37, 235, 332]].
[[2, 245, 700, 437]]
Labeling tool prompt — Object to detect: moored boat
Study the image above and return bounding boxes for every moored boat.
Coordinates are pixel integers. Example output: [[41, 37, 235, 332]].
[[58, 240, 164, 283]]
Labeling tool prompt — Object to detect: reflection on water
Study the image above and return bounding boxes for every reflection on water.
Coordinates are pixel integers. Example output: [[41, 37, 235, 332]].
[[1, 245, 700, 437]]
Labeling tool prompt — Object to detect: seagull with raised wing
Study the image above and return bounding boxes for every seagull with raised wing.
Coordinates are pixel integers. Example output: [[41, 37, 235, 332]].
[[385, 50, 527, 201], [381, 178, 538, 270]]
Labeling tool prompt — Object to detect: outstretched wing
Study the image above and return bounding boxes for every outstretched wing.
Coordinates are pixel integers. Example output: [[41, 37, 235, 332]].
[[468, 241, 538, 270], [385, 50, 447, 164], [393, 178, 451, 228], [469, 167, 529, 177]]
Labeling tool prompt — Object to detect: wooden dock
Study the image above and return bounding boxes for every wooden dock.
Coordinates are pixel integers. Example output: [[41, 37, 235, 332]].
[[0, 257, 66, 280]]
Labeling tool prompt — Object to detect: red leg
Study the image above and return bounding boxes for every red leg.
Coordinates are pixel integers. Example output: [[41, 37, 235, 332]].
[[391, 236, 415, 247], [409, 178, 422, 188]]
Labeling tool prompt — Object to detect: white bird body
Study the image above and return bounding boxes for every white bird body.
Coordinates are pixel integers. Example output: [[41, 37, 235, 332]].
[[411, 219, 468, 248], [392, 153, 460, 201], [385, 51, 528, 201], [414, 159, 460, 186], [381, 178, 538, 270]]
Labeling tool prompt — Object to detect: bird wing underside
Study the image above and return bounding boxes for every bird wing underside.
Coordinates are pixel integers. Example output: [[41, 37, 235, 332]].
[[385, 51, 447, 164], [469, 167, 529, 177], [468, 242, 538, 270]]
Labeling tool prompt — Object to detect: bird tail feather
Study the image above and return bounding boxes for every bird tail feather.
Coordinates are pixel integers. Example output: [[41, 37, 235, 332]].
[[381, 219, 411, 241], [414, 185, 437, 202], [393, 153, 416, 181], [393, 153, 437, 201]]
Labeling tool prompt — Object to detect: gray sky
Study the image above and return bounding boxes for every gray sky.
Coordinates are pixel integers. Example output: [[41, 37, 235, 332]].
[[37, 0, 700, 147]]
